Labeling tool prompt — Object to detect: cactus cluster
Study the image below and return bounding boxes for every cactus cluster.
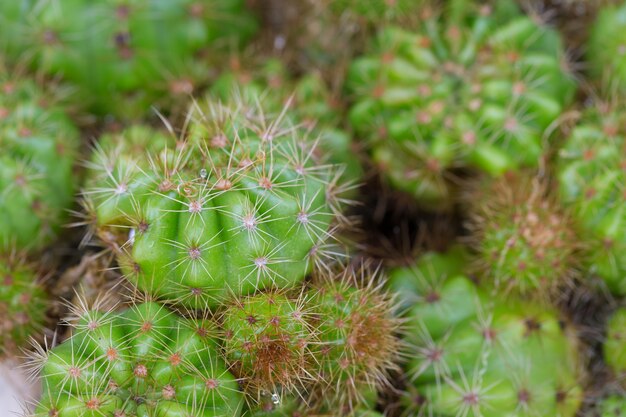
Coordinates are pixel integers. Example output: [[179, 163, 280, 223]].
[[1, 0, 258, 118], [346, 0, 575, 206]]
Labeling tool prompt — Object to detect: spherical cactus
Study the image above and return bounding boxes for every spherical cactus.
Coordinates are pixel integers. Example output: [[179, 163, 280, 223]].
[[605, 307, 626, 377], [599, 395, 626, 416], [307, 268, 401, 411], [83, 100, 350, 308], [557, 100, 626, 294], [0, 73, 79, 251], [346, 0, 576, 207], [0, 253, 47, 358], [467, 173, 578, 297], [220, 291, 314, 401], [4, 0, 258, 118], [398, 269, 583, 416], [33, 301, 243, 417]]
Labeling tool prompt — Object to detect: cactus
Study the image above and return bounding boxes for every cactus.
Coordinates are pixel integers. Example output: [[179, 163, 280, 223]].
[[557, 100, 626, 294], [466, 173, 578, 297], [394, 256, 583, 416], [605, 307, 626, 377], [4, 0, 258, 118], [346, 0, 576, 207], [0, 252, 47, 358], [83, 99, 349, 308], [33, 301, 243, 417], [0, 72, 79, 251], [307, 269, 401, 411]]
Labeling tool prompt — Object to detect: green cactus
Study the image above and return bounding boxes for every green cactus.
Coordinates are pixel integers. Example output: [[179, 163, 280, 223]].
[[557, 101, 626, 294], [3, 0, 257, 118], [84, 100, 349, 309], [0, 73, 79, 251], [599, 395, 626, 416], [307, 271, 400, 411], [220, 291, 314, 399], [346, 0, 576, 207], [329, 0, 424, 23], [394, 257, 583, 416], [34, 301, 243, 417], [466, 174, 578, 296], [605, 307, 626, 377], [0, 252, 47, 358]]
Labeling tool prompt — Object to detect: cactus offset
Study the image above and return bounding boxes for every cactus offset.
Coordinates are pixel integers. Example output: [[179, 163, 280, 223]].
[[599, 395, 626, 416], [346, 0, 575, 207], [33, 301, 243, 417], [467, 173, 578, 297], [605, 308, 626, 377]]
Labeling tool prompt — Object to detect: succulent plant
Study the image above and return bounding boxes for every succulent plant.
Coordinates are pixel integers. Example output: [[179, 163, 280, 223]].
[[393, 252, 583, 416], [307, 269, 401, 411], [466, 173, 578, 297], [0, 72, 79, 251], [557, 100, 626, 294], [0, 252, 47, 358], [346, 0, 576, 207], [83, 98, 349, 308], [3, 0, 258, 118], [605, 307, 626, 377], [33, 301, 243, 417]]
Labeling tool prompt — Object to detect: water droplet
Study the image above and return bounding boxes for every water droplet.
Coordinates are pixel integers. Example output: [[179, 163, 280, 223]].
[[128, 228, 136, 245], [200, 168, 208, 179], [271, 393, 280, 405]]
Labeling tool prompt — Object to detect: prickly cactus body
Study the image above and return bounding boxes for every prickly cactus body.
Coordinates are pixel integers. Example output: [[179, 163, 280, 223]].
[[308, 274, 400, 410], [0, 254, 47, 357], [557, 103, 626, 294], [221, 291, 313, 398], [600, 395, 626, 416], [0, 75, 79, 251], [8, 0, 257, 118], [34, 302, 242, 417], [346, 0, 575, 206], [606, 308, 626, 377], [396, 266, 582, 415], [84, 101, 347, 308], [467, 174, 577, 296]]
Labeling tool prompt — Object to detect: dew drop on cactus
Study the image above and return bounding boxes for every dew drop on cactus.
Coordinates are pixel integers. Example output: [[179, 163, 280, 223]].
[[83, 99, 350, 308]]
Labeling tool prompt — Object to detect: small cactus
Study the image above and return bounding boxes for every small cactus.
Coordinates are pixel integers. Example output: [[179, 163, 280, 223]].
[[0, 72, 79, 251], [3, 0, 258, 118], [466, 173, 578, 297], [605, 307, 626, 377], [599, 395, 626, 416], [33, 301, 243, 417], [308, 269, 401, 411], [83, 100, 350, 308], [588, 1, 626, 90], [220, 291, 314, 400], [557, 100, 626, 294], [346, 0, 576, 207], [0, 252, 47, 358]]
